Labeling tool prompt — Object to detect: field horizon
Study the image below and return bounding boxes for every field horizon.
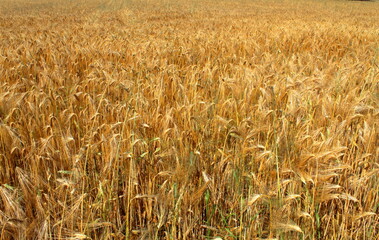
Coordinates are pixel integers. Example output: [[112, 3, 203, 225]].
[[0, 0, 378, 239]]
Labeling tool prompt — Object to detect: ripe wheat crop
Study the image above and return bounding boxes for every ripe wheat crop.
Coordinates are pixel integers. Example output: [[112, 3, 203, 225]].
[[0, 0, 378, 239]]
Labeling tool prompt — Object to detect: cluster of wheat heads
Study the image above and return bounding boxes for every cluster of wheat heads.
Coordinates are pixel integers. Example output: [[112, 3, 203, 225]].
[[0, 0, 378, 239]]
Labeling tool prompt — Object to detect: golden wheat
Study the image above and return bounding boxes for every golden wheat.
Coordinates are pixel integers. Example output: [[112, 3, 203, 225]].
[[0, 0, 378, 239]]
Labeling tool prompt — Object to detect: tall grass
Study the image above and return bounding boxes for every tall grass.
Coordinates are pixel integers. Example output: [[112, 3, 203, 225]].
[[0, 0, 378, 239]]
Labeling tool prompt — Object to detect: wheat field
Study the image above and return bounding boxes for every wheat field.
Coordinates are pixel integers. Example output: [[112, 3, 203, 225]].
[[0, 0, 378, 239]]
